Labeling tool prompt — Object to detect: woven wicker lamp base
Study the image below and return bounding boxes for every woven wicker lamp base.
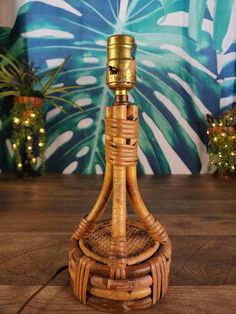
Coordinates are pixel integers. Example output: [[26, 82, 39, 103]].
[[69, 35, 172, 312]]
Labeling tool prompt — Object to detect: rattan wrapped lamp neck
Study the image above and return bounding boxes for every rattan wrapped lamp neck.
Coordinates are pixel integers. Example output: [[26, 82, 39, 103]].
[[69, 34, 172, 312]]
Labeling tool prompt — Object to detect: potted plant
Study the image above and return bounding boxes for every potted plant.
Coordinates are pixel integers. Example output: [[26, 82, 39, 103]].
[[207, 106, 236, 178], [0, 51, 81, 176]]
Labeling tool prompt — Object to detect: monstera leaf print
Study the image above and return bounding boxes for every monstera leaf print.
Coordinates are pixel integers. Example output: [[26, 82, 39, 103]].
[[1, 0, 236, 174]]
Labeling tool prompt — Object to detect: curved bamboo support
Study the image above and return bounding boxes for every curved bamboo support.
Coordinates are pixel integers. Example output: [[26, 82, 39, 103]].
[[72, 108, 113, 240], [127, 165, 170, 245], [86, 106, 114, 223]]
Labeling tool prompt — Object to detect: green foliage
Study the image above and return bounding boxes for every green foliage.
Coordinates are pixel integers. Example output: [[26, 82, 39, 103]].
[[0, 52, 82, 111], [11, 100, 45, 175], [0, 51, 83, 175], [207, 106, 236, 176]]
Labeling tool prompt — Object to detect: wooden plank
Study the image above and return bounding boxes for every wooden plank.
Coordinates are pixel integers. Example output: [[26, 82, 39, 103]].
[[0, 234, 235, 286], [0, 175, 235, 204], [0, 175, 235, 235], [0, 285, 235, 314], [0, 213, 235, 235]]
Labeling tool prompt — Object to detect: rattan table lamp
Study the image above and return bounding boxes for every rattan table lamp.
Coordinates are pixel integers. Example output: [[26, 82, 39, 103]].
[[69, 34, 172, 312]]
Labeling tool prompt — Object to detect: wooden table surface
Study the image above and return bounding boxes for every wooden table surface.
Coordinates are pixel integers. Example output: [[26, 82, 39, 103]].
[[0, 174, 235, 313]]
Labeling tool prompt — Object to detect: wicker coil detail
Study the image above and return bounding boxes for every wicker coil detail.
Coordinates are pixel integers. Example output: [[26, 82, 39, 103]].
[[83, 220, 155, 258], [79, 219, 160, 266], [69, 233, 171, 311]]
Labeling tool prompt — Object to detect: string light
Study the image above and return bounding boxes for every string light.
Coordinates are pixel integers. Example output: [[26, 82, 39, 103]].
[[207, 111, 235, 176], [13, 117, 20, 124], [12, 100, 46, 175]]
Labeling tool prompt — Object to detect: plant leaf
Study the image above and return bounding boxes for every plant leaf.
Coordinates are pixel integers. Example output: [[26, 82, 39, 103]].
[[0, 53, 20, 76], [46, 99, 66, 113], [40, 57, 69, 94], [45, 85, 82, 95], [46, 94, 83, 111], [0, 90, 19, 97]]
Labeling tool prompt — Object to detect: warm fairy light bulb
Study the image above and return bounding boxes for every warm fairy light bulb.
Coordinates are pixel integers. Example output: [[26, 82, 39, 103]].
[[230, 117, 233, 120], [32, 157, 36, 163], [221, 133, 226, 137], [27, 135, 32, 140], [207, 130, 209, 134], [225, 144, 228, 148], [13, 117, 20, 124], [17, 163, 22, 168], [213, 137, 217, 142], [232, 166, 235, 170], [13, 143, 17, 149], [27, 146, 32, 151], [225, 162, 228, 166], [231, 152, 235, 156], [38, 142, 43, 147], [212, 123, 216, 127], [25, 120, 29, 125], [39, 128, 45, 133], [31, 113, 36, 118], [219, 123, 223, 126], [232, 136, 235, 139]]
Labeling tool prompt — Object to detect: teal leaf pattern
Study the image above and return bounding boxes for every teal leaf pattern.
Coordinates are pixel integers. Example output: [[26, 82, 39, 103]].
[[0, 0, 236, 174]]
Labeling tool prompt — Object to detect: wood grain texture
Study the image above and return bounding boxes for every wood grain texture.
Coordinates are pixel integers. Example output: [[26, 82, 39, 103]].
[[0, 285, 235, 314], [0, 174, 235, 313]]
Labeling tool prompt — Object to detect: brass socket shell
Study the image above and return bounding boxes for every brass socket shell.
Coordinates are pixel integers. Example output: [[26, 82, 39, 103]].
[[106, 34, 136, 92]]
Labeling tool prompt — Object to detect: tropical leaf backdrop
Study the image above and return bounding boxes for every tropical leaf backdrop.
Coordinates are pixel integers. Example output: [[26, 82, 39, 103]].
[[0, 0, 235, 174]]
